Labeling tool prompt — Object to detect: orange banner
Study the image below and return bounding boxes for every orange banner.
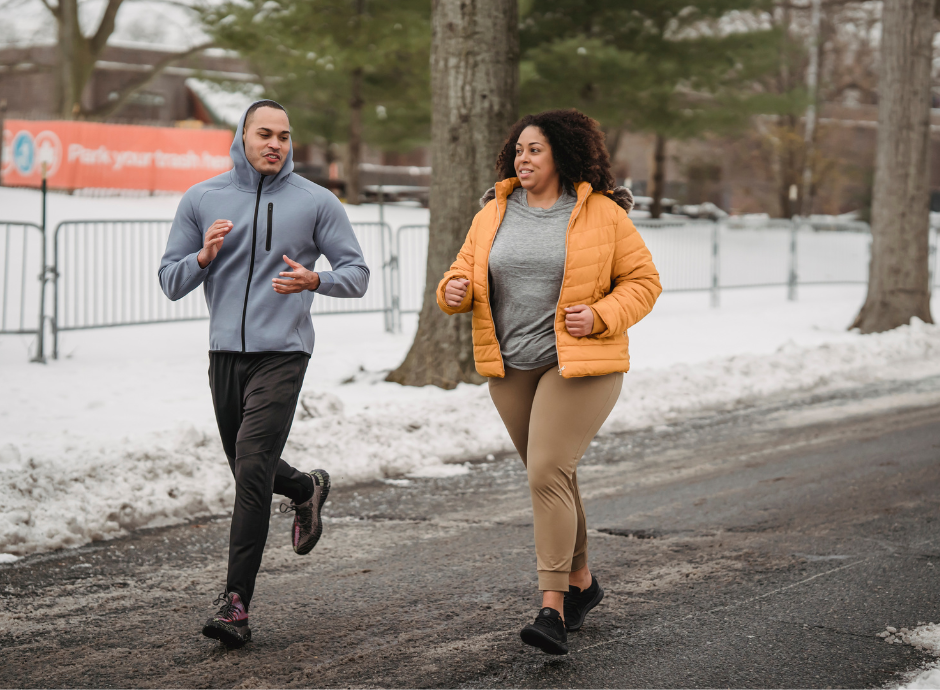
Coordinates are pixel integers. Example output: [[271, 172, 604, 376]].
[[1, 120, 234, 192]]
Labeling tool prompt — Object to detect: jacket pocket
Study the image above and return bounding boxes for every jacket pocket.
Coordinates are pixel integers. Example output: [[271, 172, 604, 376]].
[[265, 203, 273, 251]]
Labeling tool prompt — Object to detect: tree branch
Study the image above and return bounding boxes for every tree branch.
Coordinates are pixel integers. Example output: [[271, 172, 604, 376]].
[[90, 0, 127, 57], [85, 41, 214, 120], [36, 0, 58, 17]]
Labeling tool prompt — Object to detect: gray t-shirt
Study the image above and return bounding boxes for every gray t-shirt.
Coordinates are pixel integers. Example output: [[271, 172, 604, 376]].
[[488, 187, 576, 369]]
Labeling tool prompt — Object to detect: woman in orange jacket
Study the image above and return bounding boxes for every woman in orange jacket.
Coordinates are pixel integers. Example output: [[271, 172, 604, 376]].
[[438, 110, 661, 655]]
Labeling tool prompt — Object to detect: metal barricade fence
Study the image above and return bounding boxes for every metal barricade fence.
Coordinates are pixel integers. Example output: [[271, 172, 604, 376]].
[[7, 215, 940, 360], [50, 220, 394, 358], [389, 218, 880, 318], [396, 225, 430, 314], [0, 222, 45, 344], [308, 222, 394, 323]]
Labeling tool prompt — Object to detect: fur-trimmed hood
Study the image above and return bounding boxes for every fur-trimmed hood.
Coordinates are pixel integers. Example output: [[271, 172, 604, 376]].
[[480, 183, 634, 212]]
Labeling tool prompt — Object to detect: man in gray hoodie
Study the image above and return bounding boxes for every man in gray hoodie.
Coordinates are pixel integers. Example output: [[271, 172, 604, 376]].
[[159, 100, 369, 647]]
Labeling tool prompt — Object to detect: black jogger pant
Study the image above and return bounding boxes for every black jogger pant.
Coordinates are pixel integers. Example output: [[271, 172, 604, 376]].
[[208, 351, 311, 609]]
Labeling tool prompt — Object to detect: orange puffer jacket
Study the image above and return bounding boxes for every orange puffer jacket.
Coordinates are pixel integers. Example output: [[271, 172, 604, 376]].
[[436, 177, 662, 378]]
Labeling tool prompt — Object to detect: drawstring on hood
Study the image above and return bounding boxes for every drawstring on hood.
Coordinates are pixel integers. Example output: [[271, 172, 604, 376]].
[[231, 99, 295, 193]]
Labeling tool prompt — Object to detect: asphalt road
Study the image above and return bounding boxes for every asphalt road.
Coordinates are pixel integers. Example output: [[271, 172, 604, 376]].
[[2, 377, 939, 688]]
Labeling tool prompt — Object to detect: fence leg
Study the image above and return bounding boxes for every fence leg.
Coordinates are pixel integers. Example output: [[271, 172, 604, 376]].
[[710, 221, 720, 308], [787, 219, 798, 302], [381, 221, 395, 334], [30, 174, 47, 363], [928, 227, 936, 293]]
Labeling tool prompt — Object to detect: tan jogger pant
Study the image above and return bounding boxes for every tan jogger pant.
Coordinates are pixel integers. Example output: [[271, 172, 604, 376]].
[[488, 363, 624, 592]]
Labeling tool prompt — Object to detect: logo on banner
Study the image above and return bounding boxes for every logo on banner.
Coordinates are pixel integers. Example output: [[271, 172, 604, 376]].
[[9, 130, 62, 177], [0, 129, 12, 177]]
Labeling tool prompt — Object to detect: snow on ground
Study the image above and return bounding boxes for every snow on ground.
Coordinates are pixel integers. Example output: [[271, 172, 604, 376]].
[[3, 285, 940, 559], [3, 186, 940, 562], [881, 623, 940, 689]]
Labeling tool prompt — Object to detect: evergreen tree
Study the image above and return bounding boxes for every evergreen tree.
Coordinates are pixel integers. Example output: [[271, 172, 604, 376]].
[[201, 0, 430, 203], [519, 0, 787, 217]]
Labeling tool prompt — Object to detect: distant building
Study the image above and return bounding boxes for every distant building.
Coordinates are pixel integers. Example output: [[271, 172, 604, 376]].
[[0, 43, 254, 126]]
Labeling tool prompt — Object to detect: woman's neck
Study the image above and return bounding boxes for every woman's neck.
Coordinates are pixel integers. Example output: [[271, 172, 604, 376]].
[[525, 179, 565, 209]]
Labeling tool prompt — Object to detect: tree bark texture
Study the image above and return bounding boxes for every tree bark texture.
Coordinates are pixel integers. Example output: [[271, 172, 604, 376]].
[[387, 0, 518, 388], [54, 0, 127, 118], [649, 133, 667, 219], [347, 67, 364, 204], [851, 0, 934, 333]]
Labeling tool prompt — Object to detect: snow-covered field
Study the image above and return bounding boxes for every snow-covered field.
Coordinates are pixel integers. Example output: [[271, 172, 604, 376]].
[[3, 186, 940, 567], [4, 284, 940, 562]]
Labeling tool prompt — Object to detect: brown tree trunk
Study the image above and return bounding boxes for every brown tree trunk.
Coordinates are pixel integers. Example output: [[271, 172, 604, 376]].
[[649, 133, 667, 219], [387, 0, 518, 388], [851, 0, 934, 333], [56, 0, 82, 117], [347, 67, 364, 205]]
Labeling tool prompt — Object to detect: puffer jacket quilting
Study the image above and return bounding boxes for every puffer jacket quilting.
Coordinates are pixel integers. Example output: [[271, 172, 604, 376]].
[[436, 177, 661, 378]]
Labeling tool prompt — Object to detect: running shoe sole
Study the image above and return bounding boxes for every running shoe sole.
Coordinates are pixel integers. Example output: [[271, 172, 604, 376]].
[[520, 625, 569, 655], [294, 469, 330, 555], [201, 620, 251, 648], [565, 581, 604, 632]]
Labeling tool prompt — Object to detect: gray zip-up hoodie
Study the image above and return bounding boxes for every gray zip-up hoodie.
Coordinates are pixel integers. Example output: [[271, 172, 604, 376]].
[[158, 102, 370, 355]]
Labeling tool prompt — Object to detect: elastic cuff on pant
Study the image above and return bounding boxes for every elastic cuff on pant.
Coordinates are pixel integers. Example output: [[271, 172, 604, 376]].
[[538, 570, 571, 592], [571, 552, 588, 574]]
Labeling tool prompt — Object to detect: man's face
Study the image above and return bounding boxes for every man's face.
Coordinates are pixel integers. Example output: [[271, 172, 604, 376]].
[[242, 107, 291, 175]]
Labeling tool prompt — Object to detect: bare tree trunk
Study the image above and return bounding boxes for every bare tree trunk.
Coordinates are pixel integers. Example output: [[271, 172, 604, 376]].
[[56, 0, 81, 117], [649, 133, 666, 219], [46, 0, 202, 120], [387, 0, 518, 388], [798, 0, 822, 217], [851, 0, 934, 333], [347, 67, 364, 205]]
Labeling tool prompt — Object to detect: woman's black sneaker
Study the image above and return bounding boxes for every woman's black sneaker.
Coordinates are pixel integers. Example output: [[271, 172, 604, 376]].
[[564, 575, 604, 632], [520, 607, 569, 655]]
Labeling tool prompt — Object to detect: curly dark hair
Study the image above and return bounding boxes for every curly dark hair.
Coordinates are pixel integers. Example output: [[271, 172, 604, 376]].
[[494, 109, 633, 212]]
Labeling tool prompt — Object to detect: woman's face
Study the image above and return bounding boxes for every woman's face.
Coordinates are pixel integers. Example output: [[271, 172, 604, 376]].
[[514, 125, 559, 193]]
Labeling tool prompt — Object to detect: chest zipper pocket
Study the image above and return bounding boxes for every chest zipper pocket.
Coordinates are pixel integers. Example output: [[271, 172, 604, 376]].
[[265, 203, 273, 251]]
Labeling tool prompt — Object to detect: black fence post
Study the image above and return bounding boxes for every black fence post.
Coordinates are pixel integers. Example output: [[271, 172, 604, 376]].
[[31, 165, 48, 363]]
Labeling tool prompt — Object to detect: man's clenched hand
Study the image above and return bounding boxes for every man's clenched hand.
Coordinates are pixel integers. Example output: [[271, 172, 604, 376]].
[[197, 219, 233, 268], [273, 255, 321, 293]]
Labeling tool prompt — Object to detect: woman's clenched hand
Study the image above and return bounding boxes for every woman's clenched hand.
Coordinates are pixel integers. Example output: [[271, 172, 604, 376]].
[[564, 304, 595, 337], [444, 278, 470, 308]]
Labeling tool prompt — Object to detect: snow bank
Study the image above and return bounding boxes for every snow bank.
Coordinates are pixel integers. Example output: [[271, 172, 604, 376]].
[[3, 317, 940, 557], [882, 623, 940, 689]]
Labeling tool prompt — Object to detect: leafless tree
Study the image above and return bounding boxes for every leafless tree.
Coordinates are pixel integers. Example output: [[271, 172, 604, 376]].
[[1, 0, 212, 119]]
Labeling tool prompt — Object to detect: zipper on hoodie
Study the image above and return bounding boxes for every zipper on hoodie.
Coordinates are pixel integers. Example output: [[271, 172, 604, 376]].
[[241, 176, 266, 352], [265, 203, 273, 251]]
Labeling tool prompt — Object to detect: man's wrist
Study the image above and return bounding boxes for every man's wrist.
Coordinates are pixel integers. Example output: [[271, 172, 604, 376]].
[[308, 272, 321, 291], [196, 250, 210, 269]]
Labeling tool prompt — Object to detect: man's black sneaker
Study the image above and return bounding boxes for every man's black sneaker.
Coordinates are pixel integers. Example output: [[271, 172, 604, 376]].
[[281, 469, 330, 555], [564, 575, 604, 632], [520, 607, 569, 655], [202, 591, 251, 647]]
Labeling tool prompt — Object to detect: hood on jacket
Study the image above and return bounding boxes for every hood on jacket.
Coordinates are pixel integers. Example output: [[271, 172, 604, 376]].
[[480, 180, 634, 212], [231, 100, 295, 192]]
